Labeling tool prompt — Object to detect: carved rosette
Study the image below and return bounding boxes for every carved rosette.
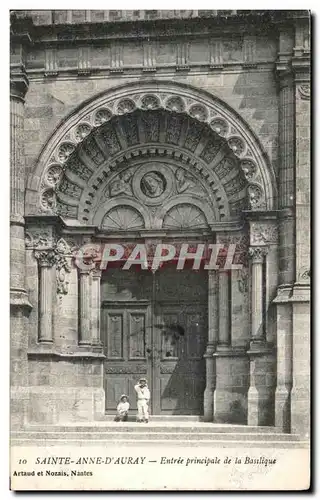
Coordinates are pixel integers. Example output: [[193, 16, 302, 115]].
[[248, 246, 268, 264], [298, 84, 310, 101], [210, 117, 229, 137], [165, 96, 185, 113], [248, 184, 264, 209], [140, 94, 160, 110], [57, 142, 75, 163], [75, 123, 91, 142], [240, 159, 257, 180], [94, 108, 113, 126], [188, 104, 208, 122], [45, 165, 63, 187], [117, 98, 136, 114], [227, 137, 246, 156]]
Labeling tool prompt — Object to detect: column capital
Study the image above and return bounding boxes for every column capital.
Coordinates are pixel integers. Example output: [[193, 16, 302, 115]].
[[248, 246, 268, 264], [34, 249, 56, 267]]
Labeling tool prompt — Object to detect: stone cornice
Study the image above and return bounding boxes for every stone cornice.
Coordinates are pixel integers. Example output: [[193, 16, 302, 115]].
[[10, 64, 29, 101]]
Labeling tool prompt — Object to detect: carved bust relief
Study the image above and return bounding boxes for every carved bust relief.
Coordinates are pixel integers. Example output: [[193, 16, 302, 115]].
[[140, 171, 166, 198]]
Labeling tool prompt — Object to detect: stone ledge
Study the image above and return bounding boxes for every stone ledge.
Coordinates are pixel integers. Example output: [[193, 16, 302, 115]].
[[213, 347, 248, 357], [27, 349, 106, 360], [10, 289, 32, 310]]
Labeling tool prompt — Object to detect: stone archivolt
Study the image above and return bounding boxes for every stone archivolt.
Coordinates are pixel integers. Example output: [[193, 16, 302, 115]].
[[26, 82, 276, 227]]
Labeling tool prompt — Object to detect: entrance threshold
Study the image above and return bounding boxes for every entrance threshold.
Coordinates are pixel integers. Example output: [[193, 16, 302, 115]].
[[103, 414, 202, 422]]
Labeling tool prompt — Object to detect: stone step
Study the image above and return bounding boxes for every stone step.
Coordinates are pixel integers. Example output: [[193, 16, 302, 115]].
[[21, 422, 288, 434], [12, 430, 300, 442], [103, 414, 201, 422]]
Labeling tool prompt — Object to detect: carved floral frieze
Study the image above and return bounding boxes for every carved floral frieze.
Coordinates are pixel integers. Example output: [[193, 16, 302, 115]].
[[250, 222, 278, 245]]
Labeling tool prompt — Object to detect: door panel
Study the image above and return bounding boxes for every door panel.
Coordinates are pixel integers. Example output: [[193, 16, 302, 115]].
[[102, 303, 152, 412], [153, 302, 207, 415]]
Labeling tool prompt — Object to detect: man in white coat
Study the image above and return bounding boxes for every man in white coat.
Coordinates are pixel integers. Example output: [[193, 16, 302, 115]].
[[134, 378, 150, 423]]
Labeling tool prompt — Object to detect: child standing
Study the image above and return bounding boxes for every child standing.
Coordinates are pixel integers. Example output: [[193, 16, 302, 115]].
[[134, 378, 150, 423], [114, 394, 130, 422]]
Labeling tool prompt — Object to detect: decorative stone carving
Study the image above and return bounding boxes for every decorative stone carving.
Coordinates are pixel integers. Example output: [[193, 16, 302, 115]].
[[66, 155, 93, 182], [166, 114, 183, 144], [99, 125, 121, 156], [248, 184, 263, 208], [34, 249, 57, 267], [248, 246, 268, 263], [41, 189, 56, 211], [165, 96, 185, 113], [55, 252, 71, 296], [162, 203, 208, 229], [298, 267, 310, 282], [250, 222, 278, 245], [237, 267, 249, 294], [188, 104, 208, 122], [175, 168, 203, 196], [240, 159, 257, 180], [184, 121, 203, 152], [56, 199, 78, 219], [200, 139, 221, 164], [214, 157, 236, 179], [117, 98, 136, 114], [227, 137, 245, 156], [59, 178, 82, 200], [141, 113, 160, 142], [210, 118, 229, 137], [94, 108, 112, 126], [140, 171, 166, 198], [45, 165, 63, 186], [57, 142, 75, 163], [298, 84, 310, 100], [105, 366, 147, 374], [109, 170, 133, 197], [141, 94, 160, 110], [133, 163, 173, 206], [102, 206, 145, 231], [75, 123, 91, 142]]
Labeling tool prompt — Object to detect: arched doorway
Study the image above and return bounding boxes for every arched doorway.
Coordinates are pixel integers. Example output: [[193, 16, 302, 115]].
[[25, 81, 277, 423]]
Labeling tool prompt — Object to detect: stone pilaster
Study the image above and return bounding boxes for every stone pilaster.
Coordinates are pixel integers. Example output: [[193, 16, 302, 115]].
[[35, 250, 56, 343], [247, 246, 274, 426], [10, 52, 32, 428], [91, 269, 102, 348], [217, 270, 230, 349], [79, 269, 92, 346], [203, 270, 218, 422], [249, 246, 268, 347]]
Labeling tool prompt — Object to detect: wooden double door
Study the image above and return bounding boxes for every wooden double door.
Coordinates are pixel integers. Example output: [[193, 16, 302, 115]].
[[101, 267, 208, 415]]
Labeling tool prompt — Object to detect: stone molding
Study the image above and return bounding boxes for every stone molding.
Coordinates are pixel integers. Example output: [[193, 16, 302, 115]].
[[297, 83, 310, 100], [26, 81, 276, 222]]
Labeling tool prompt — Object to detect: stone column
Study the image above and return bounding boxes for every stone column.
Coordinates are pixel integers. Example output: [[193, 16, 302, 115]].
[[247, 246, 273, 426], [203, 270, 218, 422], [79, 269, 92, 346], [35, 250, 56, 343], [249, 246, 267, 347], [10, 62, 32, 429], [91, 270, 102, 348], [217, 270, 231, 349]]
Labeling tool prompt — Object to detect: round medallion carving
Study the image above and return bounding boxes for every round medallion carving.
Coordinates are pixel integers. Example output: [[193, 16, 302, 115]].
[[45, 164, 63, 186], [227, 137, 245, 156], [165, 96, 185, 113], [248, 184, 263, 208], [140, 171, 167, 198], [57, 142, 75, 163], [117, 98, 136, 114], [75, 123, 91, 142], [210, 118, 229, 137], [133, 163, 173, 206], [188, 104, 208, 122], [41, 189, 56, 211], [94, 108, 113, 126], [141, 94, 160, 110], [240, 159, 257, 180]]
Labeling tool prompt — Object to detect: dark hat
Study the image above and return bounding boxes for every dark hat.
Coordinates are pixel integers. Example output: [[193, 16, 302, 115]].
[[139, 378, 147, 383]]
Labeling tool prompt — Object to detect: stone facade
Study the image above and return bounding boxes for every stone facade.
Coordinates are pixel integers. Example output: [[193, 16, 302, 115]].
[[10, 10, 310, 436]]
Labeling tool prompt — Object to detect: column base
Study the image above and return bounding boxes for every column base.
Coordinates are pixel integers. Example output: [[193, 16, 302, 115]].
[[275, 386, 291, 433]]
